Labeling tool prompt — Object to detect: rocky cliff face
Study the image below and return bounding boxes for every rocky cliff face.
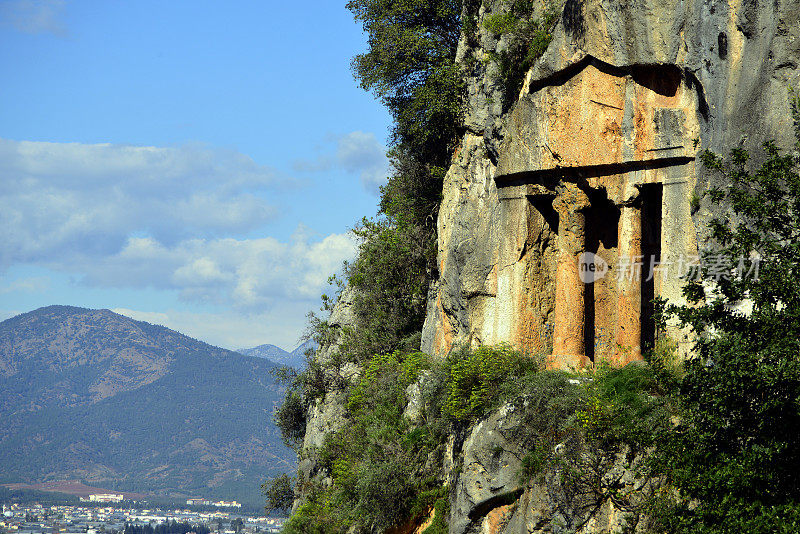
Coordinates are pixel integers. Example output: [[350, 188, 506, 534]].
[[298, 0, 799, 531], [422, 0, 800, 369], [447, 400, 657, 534]]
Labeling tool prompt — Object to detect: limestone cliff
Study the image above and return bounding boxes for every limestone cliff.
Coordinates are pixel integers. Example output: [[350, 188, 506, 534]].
[[422, 0, 800, 369], [295, 0, 800, 532]]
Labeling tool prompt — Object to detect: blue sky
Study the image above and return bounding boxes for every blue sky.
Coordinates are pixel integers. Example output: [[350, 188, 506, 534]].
[[0, 0, 392, 350]]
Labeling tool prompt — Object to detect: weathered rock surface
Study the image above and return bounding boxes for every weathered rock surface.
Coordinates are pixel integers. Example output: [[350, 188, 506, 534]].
[[448, 401, 656, 534], [449, 403, 527, 534], [423, 0, 800, 368], [294, 286, 361, 511], [295, 388, 349, 499], [316, 285, 358, 364]]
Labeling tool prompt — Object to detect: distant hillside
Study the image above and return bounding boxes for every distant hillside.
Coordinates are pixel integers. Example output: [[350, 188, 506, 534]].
[[0, 305, 293, 506], [238, 340, 316, 369]]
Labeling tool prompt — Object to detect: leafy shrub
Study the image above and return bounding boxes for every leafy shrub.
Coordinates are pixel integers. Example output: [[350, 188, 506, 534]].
[[591, 362, 674, 446], [575, 391, 613, 442], [284, 350, 444, 533], [483, 11, 519, 35], [271, 353, 332, 450], [312, 0, 463, 373], [650, 138, 800, 532], [273, 390, 306, 450], [421, 493, 450, 534], [510, 360, 674, 490], [445, 345, 541, 422], [520, 444, 548, 482], [261, 474, 295, 515]]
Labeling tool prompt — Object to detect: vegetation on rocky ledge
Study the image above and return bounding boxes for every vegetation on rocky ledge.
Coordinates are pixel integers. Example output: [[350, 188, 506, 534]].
[[268, 136, 800, 534], [276, 344, 677, 534]]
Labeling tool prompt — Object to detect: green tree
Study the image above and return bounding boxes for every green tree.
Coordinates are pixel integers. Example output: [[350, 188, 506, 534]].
[[302, 0, 466, 367], [482, 0, 560, 109], [261, 473, 295, 516], [333, 214, 432, 363], [348, 0, 462, 165], [653, 138, 800, 532], [273, 388, 306, 450]]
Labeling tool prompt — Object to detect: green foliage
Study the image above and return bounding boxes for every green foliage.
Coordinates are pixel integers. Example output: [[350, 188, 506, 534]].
[[282, 350, 445, 534], [520, 443, 548, 482], [345, 0, 462, 285], [483, 11, 520, 35], [512, 360, 673, 488], [303, 0, 467, 371], [287, 344, 673, 533], [444, 345, 541, 422], [123, 522, 209, 534], [483, 0, 560, 108], [284, 0, 468, 488], [690, 191, 701, 214], [575, 388, 613, 442], [420, 492, 450, 534], [348, 351, 429, 412], [262, 474, 295, 516], [270, 353, 334, 451], [591, 361, 675, 446], [273, 390, 306, 450], [282, 343, 673, 531], [332, 216, 433, 364], [651, 140, 800, 532], [791, 87, 800, 147], [348, 0, 462, 165], [408, 486, 449, 534]]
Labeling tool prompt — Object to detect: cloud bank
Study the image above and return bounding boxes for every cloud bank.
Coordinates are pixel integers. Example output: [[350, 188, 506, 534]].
[[0, 138, 357, 311], [112, 305, 318, 351], [89, 230, 356, 309]]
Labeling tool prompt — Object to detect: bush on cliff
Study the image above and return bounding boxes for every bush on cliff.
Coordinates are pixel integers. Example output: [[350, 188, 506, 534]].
[[441, 344, 541, 422], [282, 350, 443, 533], [348, 0, 462, 166], [651, 138, 800, 532]]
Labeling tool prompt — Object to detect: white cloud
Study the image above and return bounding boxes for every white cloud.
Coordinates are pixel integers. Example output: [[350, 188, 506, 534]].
[[81, 229, 357, 310], [0, 0, 67, 37], [293, 131, 390, 194], [336, 131, 391, 193], [0, 138, 359, 344], [0, 138, 284, 268]]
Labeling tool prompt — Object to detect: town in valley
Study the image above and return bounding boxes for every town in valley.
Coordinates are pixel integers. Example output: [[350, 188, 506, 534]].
[[0, 501, 284, 534]]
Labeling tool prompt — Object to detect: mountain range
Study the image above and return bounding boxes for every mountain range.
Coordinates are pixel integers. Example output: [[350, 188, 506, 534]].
[[0, 305, 294, 506], [237, 340, 316, 369]]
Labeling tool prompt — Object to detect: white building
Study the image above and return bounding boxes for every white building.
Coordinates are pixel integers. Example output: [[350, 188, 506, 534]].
[[88, 494, 124, 503]]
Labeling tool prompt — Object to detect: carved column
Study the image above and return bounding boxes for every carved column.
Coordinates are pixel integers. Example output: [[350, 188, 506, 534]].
[[550, 184, 591, 369], [615, 201, 643, 365]]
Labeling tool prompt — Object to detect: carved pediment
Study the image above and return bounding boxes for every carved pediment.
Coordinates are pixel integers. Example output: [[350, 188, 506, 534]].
[[495, 56, 701, 190]]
